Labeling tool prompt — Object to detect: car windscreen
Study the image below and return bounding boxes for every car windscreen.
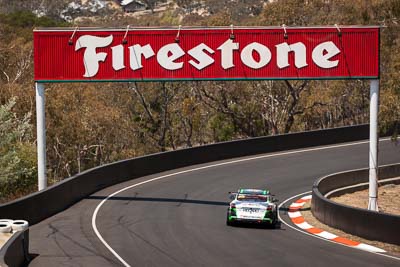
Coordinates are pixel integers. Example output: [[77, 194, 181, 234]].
[[236, 194, 269, 202]]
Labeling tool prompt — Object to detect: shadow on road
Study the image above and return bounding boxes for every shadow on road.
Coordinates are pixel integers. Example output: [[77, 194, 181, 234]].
[[86, 195, 230, 207], [228, 221, 284, 230], [279, 206, 310, 214]]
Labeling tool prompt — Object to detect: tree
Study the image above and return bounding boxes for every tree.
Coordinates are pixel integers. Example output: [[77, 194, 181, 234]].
[[45, 83, 138, 180], [0, 97, 37, 202], [195, 81, 266, 138], [171, 82, 208, 147], [129, 82, 176, 151]]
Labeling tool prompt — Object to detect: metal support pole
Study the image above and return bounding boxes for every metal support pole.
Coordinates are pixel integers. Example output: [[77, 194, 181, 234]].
[[368, 79, 379, 211], [35, 82, 47, 191]]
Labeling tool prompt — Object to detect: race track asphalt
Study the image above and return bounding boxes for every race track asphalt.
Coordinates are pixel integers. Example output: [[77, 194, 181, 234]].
[[28, 139, 400, 267]]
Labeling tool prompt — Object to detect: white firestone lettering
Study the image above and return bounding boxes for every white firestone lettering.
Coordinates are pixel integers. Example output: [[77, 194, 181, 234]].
[[157, 43, 185, 70], [312, 41, 340, 69], [75, 35, 113, 77], [75, 35, 342, 77], [276, 42, 308, 69], [217, 39, 239, 69], [111, 45, 125, 71], [129, 44, 155, 71], [188, 43, 215, 70], [241, 42, 271, 69]]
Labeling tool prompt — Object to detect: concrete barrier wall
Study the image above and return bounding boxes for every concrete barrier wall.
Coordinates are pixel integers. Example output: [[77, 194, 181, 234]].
[[312, 163, 400, 245], [0, 124, 370, 225], [0, 229, 29, 267]]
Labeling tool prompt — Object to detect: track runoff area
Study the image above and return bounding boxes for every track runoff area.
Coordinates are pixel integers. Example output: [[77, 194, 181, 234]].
[[33, 26, 387, 265]]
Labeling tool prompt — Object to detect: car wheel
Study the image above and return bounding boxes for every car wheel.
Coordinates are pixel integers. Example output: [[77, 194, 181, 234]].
[[226, 214, 234, 226]]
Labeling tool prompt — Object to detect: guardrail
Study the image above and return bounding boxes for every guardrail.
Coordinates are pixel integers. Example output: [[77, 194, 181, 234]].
[[311, 163, 400, 245]]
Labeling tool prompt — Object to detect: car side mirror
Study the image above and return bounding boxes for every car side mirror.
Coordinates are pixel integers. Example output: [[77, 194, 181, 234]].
[[273, 198, 279, 203], [229, 193, 237, 200]]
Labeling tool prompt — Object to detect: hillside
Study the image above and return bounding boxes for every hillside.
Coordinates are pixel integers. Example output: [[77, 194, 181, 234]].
[[0, 0, 269, 24]]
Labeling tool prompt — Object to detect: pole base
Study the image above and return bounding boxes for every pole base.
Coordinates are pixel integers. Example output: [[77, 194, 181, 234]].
[[368, 197, 379, 212]]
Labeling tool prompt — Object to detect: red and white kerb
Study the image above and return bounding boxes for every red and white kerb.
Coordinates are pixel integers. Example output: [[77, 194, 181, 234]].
[[288, 195, 386, 253]]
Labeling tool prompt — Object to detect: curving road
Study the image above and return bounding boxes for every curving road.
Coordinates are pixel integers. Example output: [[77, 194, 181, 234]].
[[29, 139, 400, 266]]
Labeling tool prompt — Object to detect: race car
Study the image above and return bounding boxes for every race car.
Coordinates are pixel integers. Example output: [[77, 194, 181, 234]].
[[226, 189, 279, 227]]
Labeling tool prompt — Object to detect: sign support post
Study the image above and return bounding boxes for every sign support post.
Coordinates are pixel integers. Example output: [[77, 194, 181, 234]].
[[35, 82, 47, 190], [368, 79, 379, 211]]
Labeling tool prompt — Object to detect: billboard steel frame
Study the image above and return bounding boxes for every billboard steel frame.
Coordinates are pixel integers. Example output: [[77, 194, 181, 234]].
[[33, 26, 381, 211]]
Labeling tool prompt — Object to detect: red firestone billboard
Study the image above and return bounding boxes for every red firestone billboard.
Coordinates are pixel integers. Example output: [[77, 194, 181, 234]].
[[33, 26, 379, 82]]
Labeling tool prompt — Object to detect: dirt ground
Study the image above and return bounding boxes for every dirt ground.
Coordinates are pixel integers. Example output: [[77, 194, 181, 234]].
[[301, 183, 400, 256], [331, 183, 400, 216]]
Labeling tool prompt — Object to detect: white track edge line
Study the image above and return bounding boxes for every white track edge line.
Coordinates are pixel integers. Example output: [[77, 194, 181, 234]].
[[92, 199, 131, 267], [92, 137, 394, 266], [278, 192, 400, 262]]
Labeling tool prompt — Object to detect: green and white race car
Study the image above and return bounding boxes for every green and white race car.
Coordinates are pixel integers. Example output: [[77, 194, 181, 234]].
[[226, 189, 279, 227]]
